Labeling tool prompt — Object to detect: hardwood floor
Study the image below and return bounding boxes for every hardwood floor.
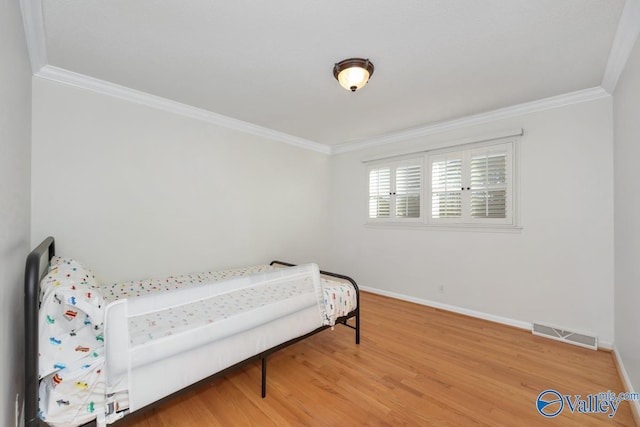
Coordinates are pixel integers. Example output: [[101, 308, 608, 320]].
[[117, 292, 636, 426]]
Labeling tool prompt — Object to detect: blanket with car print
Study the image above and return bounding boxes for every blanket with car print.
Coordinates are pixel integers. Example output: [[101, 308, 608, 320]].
[[38, 257, 106, 427]]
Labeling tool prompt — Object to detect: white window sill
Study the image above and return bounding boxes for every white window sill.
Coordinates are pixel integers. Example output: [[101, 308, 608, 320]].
[[365, 221, 523, 233]]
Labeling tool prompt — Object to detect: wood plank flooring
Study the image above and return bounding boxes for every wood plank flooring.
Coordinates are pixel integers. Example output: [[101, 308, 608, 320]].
[[116, 292, 636, 426]]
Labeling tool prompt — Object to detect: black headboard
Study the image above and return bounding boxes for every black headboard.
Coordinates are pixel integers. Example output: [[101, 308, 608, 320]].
[[24, 236, 55, 427]]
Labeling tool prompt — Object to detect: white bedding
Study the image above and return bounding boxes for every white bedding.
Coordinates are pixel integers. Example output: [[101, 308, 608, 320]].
[[100, 264, 357, 328]]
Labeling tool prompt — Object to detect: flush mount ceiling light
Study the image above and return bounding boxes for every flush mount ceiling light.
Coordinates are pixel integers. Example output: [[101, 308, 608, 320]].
[[333, 58, 374, 92]]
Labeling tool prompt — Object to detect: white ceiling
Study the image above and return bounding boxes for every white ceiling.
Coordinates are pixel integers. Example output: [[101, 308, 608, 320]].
[[31, 1, 629, 147]]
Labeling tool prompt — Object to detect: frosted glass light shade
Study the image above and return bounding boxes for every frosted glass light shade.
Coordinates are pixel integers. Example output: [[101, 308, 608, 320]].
[[333, 58, 374, 92]]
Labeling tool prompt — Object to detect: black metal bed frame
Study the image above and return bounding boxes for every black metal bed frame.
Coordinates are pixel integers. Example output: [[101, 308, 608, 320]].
[[24, 237, 360, 427]]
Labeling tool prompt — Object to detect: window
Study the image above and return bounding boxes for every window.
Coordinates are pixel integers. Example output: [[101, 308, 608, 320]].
[[428, 142, 513, 225], [368, 160, 422, 221], [366, 137, 518, 229]]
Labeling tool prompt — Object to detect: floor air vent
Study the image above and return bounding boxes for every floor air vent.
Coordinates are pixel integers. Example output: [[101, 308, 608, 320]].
[[532, 322, 598, 350]]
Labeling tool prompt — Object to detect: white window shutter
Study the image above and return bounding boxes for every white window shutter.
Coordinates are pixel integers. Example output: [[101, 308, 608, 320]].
[[367, 138, 516, 228], [369, 167, 391, 219], [470, 152, 507, 219], [395, 165, 421, 218], [431, 157, 462, 219]]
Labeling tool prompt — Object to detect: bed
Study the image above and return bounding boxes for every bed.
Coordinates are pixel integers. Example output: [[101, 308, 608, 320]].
[[25, 237, 360, 427]]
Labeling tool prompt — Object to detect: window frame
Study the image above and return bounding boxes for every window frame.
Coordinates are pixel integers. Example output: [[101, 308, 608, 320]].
[[427, 141, 514, 226], [367, 158, 424, 223], [365, 136, 520, 231]]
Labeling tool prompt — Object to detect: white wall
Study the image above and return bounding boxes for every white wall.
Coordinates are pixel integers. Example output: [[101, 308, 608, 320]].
[[328, 98, 615, 344], [31, 79, 330, 282], [613, 34, 640, 395], [0, 2, 32, 426]]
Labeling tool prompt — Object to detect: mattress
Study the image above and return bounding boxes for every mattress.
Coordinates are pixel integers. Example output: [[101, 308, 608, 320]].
[[100, 264, 357, 327]]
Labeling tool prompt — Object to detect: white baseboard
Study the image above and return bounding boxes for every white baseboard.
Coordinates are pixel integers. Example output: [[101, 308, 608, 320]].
[[359, 285, 531, 330], [612, 346, 640, 425], [360, 286, 613, 350], [599, 340, 614, 351]]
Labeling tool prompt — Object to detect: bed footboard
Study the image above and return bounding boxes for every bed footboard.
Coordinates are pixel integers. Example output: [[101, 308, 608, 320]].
[[270, 260, 360, 344]]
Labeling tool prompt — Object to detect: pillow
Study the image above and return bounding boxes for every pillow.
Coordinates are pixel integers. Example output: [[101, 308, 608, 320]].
[[42, 257, 104, 325], [39, 257, 106, 378]]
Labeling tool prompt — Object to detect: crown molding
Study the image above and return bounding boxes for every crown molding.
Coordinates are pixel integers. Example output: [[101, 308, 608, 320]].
[[35, 66, 331, 155], [20, 0, 47, 74], [19, 0, 329, 154], [35, 65, 610, 158], [33, 65, 611, 157], [29, 64, 613, 158], [22, 0, 621, 157], [331, 87, 610, 154], [602, 0, 640, 94]]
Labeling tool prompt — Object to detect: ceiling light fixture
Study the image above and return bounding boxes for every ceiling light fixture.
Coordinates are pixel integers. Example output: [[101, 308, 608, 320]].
[[333, 58, 374, 92]]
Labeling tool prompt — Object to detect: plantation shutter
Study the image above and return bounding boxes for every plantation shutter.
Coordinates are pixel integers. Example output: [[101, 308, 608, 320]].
[[369, 167, 391, 219], [470, 152, 507, 219], [368, 139, 515, 226], [395, 164, 421, 218], [431, 156, 462, 218]]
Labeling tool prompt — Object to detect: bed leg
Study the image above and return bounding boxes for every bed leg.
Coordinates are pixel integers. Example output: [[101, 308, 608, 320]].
[[261, 356, 267, 398], [355, 310, 360, 344]]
